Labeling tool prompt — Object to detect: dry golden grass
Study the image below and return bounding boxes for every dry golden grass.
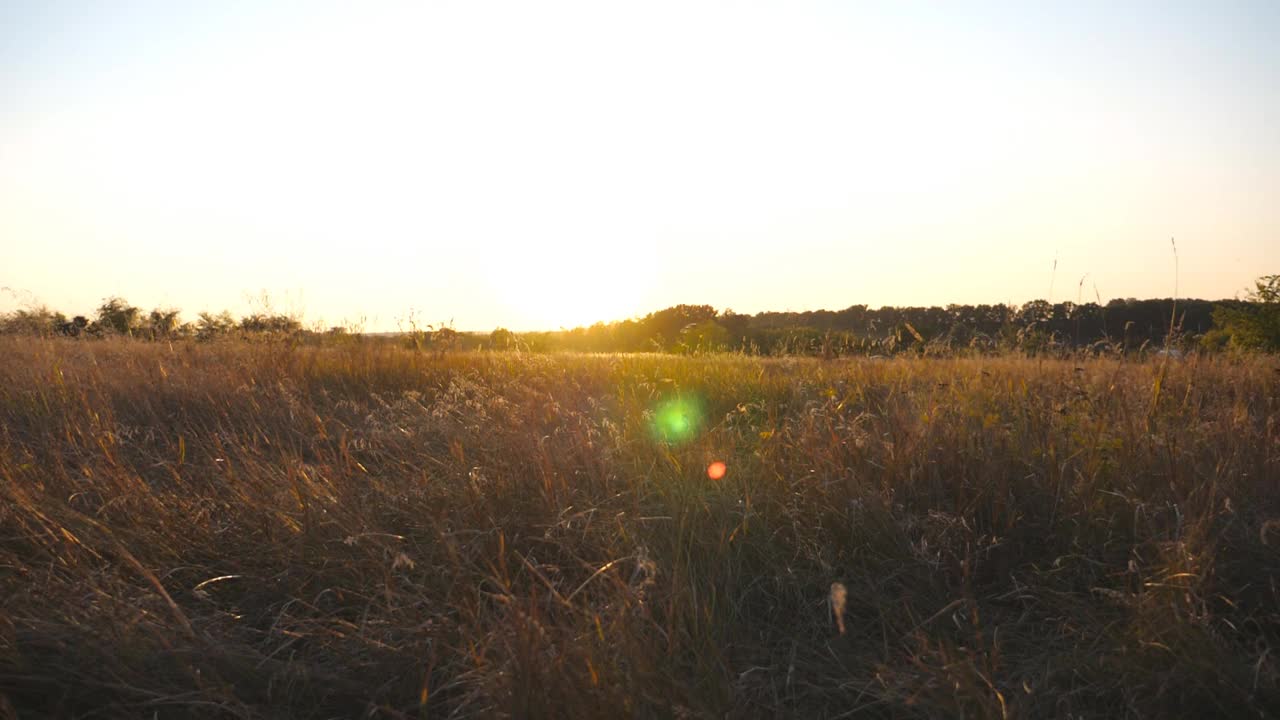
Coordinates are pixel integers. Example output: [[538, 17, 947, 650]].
[[1, 338, 1277, 718]]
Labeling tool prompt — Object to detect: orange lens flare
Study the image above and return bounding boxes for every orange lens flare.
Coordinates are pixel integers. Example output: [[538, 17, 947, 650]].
[[707, 461, 727, 480]]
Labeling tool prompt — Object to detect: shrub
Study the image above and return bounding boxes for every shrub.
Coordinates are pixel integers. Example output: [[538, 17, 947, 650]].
[[1212, 275, 1280, 351], [96, 297, 141, 335]]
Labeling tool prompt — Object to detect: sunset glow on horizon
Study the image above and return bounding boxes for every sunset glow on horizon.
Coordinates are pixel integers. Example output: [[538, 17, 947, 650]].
[[3, 1, 1277, 331]]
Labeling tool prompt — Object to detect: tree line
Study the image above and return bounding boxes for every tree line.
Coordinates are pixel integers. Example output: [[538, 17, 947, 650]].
[[0, 297, 304, 341], [505, 275, 1279, 355], [3, 275, 1277, 354]]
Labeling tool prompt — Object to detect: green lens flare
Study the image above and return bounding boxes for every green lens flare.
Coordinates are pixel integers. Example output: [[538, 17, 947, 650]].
[[651, 397, 704, 445]]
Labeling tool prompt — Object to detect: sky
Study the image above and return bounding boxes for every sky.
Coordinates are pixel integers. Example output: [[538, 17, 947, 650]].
[[2, 1, 1278, 331]]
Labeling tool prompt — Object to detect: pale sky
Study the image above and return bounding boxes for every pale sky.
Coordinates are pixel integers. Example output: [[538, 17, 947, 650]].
[[2, 1, 1277, 331]]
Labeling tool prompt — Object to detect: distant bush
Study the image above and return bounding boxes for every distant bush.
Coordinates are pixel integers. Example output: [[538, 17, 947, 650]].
[[427, 326, 459, 355], [489, 327, 517, 350], [0, 307, 61, 336], [677, 319, 731, 354], [1211, 275, 1280, 351], [144, 308, 182, 339], [238, 313, 303, 335], [196, 311, 236, 340], [95, 297, 141, 335]]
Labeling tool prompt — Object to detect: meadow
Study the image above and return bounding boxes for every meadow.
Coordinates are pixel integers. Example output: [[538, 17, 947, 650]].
[[1, 338, 1277, 718]]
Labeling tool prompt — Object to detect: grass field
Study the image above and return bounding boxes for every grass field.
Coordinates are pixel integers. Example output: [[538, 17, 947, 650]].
[[1, 338, 1278, 718]]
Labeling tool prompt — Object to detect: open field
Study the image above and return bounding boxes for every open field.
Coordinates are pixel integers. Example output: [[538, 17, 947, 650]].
[[1, 339, 1278, 718]]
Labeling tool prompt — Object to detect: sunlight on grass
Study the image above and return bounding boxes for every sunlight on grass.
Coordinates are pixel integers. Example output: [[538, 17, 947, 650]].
[[0, 338, 1276, 717]]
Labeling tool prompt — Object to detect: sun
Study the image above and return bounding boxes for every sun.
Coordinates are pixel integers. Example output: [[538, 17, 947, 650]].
[[486, 241, 657, 331]]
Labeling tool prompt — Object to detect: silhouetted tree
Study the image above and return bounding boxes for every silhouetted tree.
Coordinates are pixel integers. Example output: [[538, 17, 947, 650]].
[[57, 316, 89, 337], [430, 326, 460, 355], [489, 327, 517, 350], [96, 297, 141, 335], [196, 311, 236, 340], [0, 307, 60, 336], [1211, 275, 1280, 351], [239, 313, 302, 335], [641, 305, 719, 350], [678, 320, 731, 353], [145, 308, 181, 339]]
